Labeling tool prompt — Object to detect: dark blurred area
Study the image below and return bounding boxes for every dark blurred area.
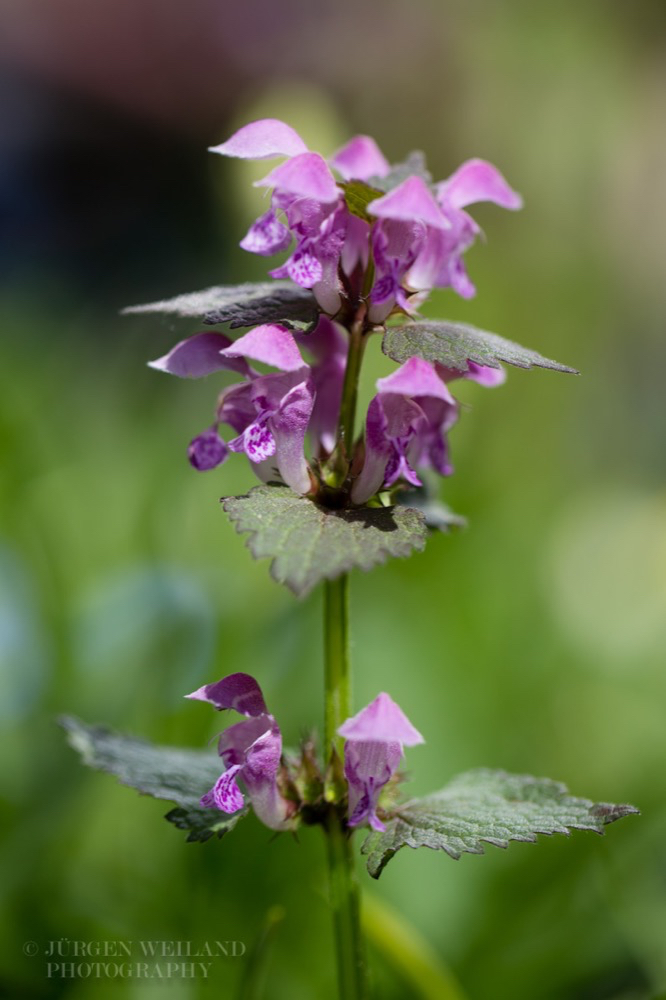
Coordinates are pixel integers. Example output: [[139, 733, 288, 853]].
[[2, 2, 666, 999]]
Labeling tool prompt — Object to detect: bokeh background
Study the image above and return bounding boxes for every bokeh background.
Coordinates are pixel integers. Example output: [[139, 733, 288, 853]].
[[2, 1, 665, 997]]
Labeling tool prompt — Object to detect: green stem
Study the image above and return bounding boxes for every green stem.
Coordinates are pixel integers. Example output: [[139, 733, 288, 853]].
[[324, 575, 350, 760], [326, 809, 366, 1000], [337, 309, 368, 458], [323, 574, 367, 1000]]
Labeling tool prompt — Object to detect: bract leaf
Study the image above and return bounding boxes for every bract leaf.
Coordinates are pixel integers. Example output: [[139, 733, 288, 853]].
[[222, 485, 428, 597], [340, 180, 384, 223], [383, 320, 578, 375], [61, 716, 247, 842], [361, 768, 638, 878], [369, 152, 433, 193], [123, 281, 317, 330]]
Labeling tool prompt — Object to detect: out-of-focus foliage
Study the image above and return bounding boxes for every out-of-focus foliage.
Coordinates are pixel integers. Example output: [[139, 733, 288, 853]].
[[2, 1, 665, 997]]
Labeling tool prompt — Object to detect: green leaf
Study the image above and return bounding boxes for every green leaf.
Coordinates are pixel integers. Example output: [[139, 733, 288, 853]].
[[60, 716, 247, 842], [361, 768, 639, 878], [122, 281, 317, 330], [383, 320, 578, 375], [222, 485, 428, 597], [340, 180, 384, 222], [164, 806, 243, 843]]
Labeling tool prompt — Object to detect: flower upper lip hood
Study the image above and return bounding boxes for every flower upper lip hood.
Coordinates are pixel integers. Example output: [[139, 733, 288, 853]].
[[208, 118, 309, 160]]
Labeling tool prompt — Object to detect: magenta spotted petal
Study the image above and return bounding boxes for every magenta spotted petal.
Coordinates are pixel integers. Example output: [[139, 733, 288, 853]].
[[240, 210, 292, 256], [218, 369, 315, 494], [201, 764, 245, 813], [286, 247, 324, 287]]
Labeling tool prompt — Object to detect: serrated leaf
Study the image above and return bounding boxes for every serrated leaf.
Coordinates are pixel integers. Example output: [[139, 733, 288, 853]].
[[222, 485, 427, 597], [383, 320, 578, 375], [361, 768, 639, 878], [340, 180, 384, 222], [122, 281, 317, 330], [61, 716, 246, 841], [369, 152, 433, 193]]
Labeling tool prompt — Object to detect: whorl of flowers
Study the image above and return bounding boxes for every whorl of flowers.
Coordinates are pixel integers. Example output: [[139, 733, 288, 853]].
[[150, 118, 521, 505]]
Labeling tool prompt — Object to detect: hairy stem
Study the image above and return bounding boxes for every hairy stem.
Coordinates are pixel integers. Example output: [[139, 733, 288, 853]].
[[337, 308, 368, 459], [324, 575, 367, 999], [324, 575, 350, 760], [326, 808, 367, 1000]]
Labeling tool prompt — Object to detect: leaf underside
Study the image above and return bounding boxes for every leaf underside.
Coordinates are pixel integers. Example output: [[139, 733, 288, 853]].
[[383, 321, 578, 375], [60, 716, 246, 842], [222, 485, 428, 597], [362, 768, 639, 878], [122, 281, 318, 330]]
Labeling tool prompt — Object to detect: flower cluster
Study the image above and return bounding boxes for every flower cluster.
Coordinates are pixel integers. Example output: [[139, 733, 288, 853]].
[[150, 119, 520, 505], [209, 118, 522, 321], [187, 673, 423, 833]]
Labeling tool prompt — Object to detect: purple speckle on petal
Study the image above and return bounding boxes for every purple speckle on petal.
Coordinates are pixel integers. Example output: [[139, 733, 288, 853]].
[[208, 765, 245, 814], [244, 420, 276, 463], [287, 249, 323, 287], [240, 210, 292, 256]]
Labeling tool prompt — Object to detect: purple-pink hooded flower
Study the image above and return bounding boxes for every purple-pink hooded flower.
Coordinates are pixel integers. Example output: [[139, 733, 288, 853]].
[[351, 357, 458, 504], [149, 324, 316, 494], [338, 692, 424, 832], [209, 118, 522, 319], [186, 672, 293, 832]]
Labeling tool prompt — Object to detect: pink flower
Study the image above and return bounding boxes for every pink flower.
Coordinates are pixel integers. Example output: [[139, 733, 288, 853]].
[[186, 672, 292, 832], [338, 693, 424, 832]]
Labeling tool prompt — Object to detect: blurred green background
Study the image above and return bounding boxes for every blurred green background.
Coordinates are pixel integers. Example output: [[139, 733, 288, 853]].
[[2, 1, 665, 997]]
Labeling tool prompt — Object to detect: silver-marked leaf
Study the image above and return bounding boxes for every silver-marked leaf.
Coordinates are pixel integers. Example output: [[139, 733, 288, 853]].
[[369, 152, 433, 193], [383, 320, 578, 375], [222, 485, 427, 597], [122, 281, 318, 330], [361, 768, 638, 878], [61, 716, 246, 842]]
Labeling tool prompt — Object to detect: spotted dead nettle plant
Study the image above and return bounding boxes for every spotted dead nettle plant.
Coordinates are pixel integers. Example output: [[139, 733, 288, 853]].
[[63, 119, 637, 999]]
